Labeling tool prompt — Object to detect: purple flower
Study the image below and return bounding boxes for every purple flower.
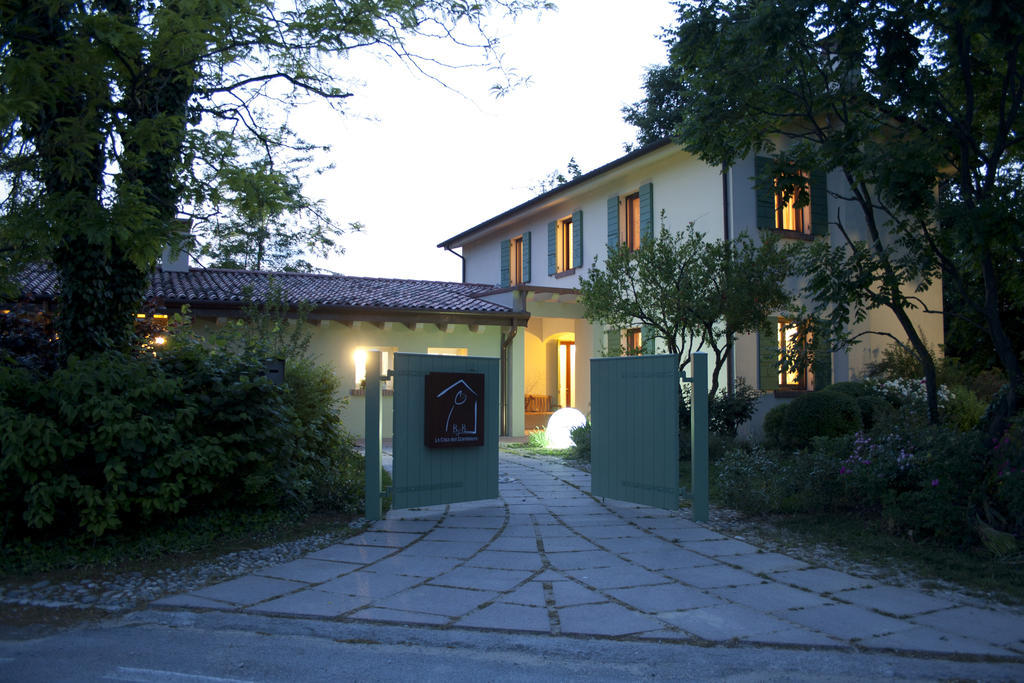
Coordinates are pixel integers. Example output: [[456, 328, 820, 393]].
[[931, 479, 939, 487]]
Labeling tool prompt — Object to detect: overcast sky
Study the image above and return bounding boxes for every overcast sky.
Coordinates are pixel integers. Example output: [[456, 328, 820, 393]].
[[296, 0, 677, 283]]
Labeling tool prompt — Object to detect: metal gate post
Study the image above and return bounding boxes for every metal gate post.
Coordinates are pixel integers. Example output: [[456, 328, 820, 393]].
[[364, 350, 383, 521], [689, 351, 709, 522]]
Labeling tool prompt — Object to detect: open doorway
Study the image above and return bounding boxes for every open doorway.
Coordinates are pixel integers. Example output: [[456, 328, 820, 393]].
[[557, 339, 576, 409]]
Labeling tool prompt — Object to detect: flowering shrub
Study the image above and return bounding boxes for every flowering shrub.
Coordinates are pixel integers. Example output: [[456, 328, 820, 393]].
[[866, 378, 984, 432]]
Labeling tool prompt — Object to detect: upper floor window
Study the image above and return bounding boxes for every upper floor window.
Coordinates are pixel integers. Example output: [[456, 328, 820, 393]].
[[607, 184, 653, 253], [500, 232, 530, 287], [623, 192, 641, 250], [756, 156, 827, 237], [775, 170, 810, 233], [625, 327, 642, 355], [557, 216, 573, 272], [548, 209, 583, 276], [511, 236, 523, 285]]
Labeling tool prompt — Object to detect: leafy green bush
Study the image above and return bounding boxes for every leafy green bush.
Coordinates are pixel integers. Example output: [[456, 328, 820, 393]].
[[763, 390, 862, 450], [681, 381, 761, 438], [570, 421, 591, 461], [822, 381, 871, 398], [0, 335, 362, 542], [527, 429, 549, 449], [942, 384, 986, 432]]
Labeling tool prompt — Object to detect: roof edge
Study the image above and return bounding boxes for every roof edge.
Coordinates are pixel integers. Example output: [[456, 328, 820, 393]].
[[438, 138, 674, 250]]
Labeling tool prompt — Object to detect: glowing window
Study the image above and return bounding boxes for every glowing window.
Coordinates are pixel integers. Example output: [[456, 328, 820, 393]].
[[556, 216, 573, 272], [775, 171, 810, 233], [623, 193, 641, 250], [354, 346, 397, 390], [428, 347, 468, 356], [778, 319, 808, 389]]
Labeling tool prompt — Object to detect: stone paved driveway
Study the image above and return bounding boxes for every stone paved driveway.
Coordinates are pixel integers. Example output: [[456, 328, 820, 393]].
[[155, 454, 1024, 659]]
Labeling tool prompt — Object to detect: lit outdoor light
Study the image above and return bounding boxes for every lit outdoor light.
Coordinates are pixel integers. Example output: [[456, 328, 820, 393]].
[[546, 407, 587, 449], [153, 335, 166, 346]]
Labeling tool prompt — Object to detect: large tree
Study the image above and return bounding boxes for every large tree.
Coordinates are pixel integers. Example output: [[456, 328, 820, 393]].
[[627, 0, 1024, 428], [578, 224, 791, 397], [0, 0, 548, 356]]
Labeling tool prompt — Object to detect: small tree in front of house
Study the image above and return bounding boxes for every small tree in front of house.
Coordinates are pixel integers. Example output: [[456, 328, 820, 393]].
[[579, 222, 792, 397]]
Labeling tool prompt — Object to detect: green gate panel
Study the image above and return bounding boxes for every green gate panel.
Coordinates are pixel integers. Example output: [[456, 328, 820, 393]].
[[591, 354, 679, 510], [392, 353, 499, 509]]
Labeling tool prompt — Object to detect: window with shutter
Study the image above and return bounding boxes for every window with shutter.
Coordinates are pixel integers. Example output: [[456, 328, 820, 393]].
[[607, 196, 619, 250], [756, 156, 828, 237]]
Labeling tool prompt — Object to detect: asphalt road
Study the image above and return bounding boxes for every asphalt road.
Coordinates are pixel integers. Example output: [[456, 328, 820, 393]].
[[2, 609, 1023, 682]]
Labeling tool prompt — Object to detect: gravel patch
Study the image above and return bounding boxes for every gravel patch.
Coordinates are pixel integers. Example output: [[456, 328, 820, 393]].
[[0, 519, 370, 613]]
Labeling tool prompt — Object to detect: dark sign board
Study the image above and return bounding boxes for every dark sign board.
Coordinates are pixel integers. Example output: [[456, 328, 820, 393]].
[[424, 372, 485, 448]]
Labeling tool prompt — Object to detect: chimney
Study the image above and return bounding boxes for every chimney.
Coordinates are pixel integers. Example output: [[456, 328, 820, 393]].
[[160, 219, 192, 273]]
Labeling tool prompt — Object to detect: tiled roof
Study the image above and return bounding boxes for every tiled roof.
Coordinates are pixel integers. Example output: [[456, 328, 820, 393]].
[[14, 264, 514, 316]]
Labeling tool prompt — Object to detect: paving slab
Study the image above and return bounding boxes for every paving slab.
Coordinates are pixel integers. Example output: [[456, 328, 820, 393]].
[[608, 583, 723, 613], [254, 558, 361, 584], [368, 554, 461, 578], [397, 540, 487, 559], [783, 603, 917, 641], [683, 538, 761, 557], [317, 571, 421, 599], [724, 552, 810, 575], [425, 527, 498, 542], [771, 567, 872, 594], [485, 535, 540, 551], [345, 531, 422, 548], [912, 606, 1024, 647], [466, 550, 545, 571], [305, 544, 396, 564], [565, 565, 669, 590], [839, 585, 954, 617], [557, 602, 666, 636], [549, 579, 607, 607], [710, 582, 832, 613], [368, 519, 437, 533], [662, 564, 763, 589], [430, 566, 533, 592], [191, 576, 304, 606], [861, 625, 1017, 656], [350, 606, 449, 625], [546, 550, 630, 571], [151, 594, 232, 609], [247, 590, 369, 618], [624, 548, 717, 571], [499, 581, 548, 607], [658, 603, 801, 641], [375, 585, 497, 618], [456, 602, 552, 632]]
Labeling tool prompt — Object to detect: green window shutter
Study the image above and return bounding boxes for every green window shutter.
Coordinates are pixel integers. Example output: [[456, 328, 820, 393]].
[[572, 209, 583, 269], [758, 318, 779, 391], [755, 156, 774, 230], [522, 231, 531, 283], [607, 195, 619, 249], [810, 170, 829, 236], [639, 182, 654, 240], [605, 328, 620, 356], [547, 221, 557, 276], [641, 324, 655, 355], [812, 333, 832, 390], [500, 239, 510, 287]]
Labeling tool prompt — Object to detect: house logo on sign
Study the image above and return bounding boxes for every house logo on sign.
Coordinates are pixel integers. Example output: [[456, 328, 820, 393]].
[[425, 372, 485, 448]]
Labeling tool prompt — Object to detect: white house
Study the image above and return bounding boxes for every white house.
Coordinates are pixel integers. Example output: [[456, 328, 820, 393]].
[[439, 139, 944, 436]]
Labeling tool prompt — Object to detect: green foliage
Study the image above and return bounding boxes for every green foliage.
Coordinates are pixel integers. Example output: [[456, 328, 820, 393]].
[[716, 424, 989, 544], [682, 380, 761, 438], [579, 222, 791, 395], [0, 0, 549, 357], [570, 421, 591, 462], [763, 391, 862, 451], [821, 382, 894, 429], [943, 385, 986, 433], [0, 332, 362, 543], [527, 429, 549, 449], [635, 0, 1024, 427]]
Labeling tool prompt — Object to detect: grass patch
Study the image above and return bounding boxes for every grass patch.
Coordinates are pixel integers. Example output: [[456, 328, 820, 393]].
[[502, 441, 577, 458], [0, 507, 360, 580]]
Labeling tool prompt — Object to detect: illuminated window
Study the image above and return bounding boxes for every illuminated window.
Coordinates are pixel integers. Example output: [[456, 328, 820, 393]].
[[354, 346, 397, 390], [510, 235, 524, 285], [428, 347, 468, 356], [775, 171, 810, 233], [556, 216, 573, 272], [625, 327, 642, 355], [778, 319, 808, 389], [623, 192, 641, 250]]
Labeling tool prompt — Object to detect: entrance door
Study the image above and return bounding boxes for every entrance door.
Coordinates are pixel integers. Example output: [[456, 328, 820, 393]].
[[557, 340, 575, 408]]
